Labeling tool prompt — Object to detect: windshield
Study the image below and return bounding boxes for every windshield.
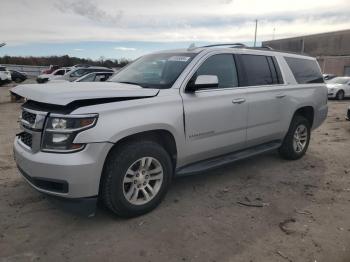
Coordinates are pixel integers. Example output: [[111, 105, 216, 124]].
[[109, 52, 196, 89], [328, 77, 350, 84]]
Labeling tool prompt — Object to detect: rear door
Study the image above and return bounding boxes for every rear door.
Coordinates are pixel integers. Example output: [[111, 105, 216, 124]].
[[236, 54, 286, 146], [181, 53, 248, 164]]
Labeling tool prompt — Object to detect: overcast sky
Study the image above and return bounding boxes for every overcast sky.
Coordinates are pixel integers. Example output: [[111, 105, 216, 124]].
[[1, 0, 350, 59]]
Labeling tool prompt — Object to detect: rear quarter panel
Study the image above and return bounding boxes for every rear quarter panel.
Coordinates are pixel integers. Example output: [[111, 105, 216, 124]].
[[276, 54, 328, 133]]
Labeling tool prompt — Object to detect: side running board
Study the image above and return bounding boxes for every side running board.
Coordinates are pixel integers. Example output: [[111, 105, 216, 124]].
[[176, 141, 281, 176]]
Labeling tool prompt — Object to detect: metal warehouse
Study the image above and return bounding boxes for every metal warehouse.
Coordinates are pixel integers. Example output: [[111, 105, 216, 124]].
[[263, 29, 350, 76]]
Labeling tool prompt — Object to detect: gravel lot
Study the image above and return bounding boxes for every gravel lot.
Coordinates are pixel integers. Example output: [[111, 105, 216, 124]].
[[0, 81, 350, 262]]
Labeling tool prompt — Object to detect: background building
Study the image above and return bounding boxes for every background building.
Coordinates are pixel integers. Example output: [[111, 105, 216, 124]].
[[263, 29, 350, 76]]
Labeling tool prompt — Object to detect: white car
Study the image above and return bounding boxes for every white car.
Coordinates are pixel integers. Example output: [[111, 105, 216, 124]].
[[0, 66, 12, 84], [48, 71, 115, 84], [327, 77, 350, 100], [36, 68, 71, 83], [51, 67, 114, 82]]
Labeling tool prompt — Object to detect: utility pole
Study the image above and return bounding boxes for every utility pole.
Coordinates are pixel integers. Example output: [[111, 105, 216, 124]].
[[254, 20, 258, 47], [272, 28, 276, 40]]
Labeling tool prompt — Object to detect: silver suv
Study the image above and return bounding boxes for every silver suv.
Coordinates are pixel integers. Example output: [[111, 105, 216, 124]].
[[12, 44, 328, 217]]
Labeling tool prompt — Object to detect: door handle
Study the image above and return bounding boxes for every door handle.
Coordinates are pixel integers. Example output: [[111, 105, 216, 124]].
[[232, 98, 246, 104], [276, 93, 286, 99]]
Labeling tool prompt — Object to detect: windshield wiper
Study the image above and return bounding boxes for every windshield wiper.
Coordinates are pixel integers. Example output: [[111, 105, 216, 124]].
[[117, 81, 140, 85]]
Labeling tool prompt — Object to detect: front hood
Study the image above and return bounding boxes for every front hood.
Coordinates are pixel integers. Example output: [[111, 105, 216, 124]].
[[326, 83, 341, 89], [11, 82, 159, 106]]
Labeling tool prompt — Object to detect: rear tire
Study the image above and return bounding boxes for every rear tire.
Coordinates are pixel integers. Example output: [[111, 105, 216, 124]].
[[279, 115, 311, 160], [101, 140, 173, 218], [335, 90, 345, 100]]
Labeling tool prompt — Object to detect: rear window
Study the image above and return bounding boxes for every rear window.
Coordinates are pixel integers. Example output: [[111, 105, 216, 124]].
[[238, 54, 283, 86], [284, 57, 324, 84]]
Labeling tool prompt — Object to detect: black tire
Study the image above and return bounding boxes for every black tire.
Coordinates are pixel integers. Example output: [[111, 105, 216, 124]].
[[14, 77, 22, 83], [101, 140, 173, 218], [278, 115, 311, 160], [335, 90, 345, 100]]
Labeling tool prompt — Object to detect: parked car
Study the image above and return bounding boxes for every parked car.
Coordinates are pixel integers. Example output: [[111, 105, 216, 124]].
[[76, 71, 114, 82], [0, 66, 11, 85], [10, 70, 27, 83], [11, 44, 328, 217], [36, 68, 71, 83], [41, 65, 60, 74], [50, 66, 114, 82], [48, 71, 115, 84], [326, 76, 350, 100], [323, 73, 337, 81]]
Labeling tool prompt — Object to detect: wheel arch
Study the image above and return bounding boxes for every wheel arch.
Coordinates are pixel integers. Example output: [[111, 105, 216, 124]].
[[99, 129, 179, 195], [293, 106, 315, 127]]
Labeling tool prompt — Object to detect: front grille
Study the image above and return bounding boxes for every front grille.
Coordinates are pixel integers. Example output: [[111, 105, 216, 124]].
[[22, 110, 36, 125], [19, 132, 32, 148]]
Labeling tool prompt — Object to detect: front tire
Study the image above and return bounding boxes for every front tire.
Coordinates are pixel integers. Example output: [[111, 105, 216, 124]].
[[101, 140, 173, 218], [279, 115, 311, 160]]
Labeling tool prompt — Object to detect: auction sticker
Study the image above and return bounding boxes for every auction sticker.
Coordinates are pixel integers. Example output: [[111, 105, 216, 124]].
[[168, 56, 191, 62]]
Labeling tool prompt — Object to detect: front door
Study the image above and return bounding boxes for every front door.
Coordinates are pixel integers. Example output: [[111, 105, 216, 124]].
[[181, 53, 248, 165]]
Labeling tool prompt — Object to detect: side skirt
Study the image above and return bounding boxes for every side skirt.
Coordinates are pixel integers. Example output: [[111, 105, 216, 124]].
[[175, 140, 281, 176]]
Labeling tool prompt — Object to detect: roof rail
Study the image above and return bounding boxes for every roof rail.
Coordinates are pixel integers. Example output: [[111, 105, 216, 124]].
[[247, 45, 274, 51], [201, 43, 247, 48]]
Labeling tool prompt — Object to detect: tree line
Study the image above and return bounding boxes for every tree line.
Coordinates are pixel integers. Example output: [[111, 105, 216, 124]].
[[0, 55, 130, 68]]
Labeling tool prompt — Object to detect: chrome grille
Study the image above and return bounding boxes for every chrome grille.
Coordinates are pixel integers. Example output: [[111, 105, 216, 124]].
[[19, 108, 47, 152]]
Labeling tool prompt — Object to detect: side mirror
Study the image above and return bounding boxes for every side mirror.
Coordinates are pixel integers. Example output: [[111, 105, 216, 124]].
[[186, 75, 219, 92]]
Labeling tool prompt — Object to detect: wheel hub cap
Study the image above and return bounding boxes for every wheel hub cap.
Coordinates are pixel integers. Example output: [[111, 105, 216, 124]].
[[122, 157, 164, 205], [293, 124, 308, 153]]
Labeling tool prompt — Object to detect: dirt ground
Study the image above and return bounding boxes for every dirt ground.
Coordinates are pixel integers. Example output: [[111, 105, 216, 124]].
[[0, 80, 350, 262]]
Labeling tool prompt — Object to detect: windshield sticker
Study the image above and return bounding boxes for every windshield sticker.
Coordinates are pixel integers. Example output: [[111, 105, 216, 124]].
[[168, 56, 191, 62]]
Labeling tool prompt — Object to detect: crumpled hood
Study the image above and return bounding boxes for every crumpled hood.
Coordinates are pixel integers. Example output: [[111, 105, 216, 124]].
[[11, 82, 159, 106]]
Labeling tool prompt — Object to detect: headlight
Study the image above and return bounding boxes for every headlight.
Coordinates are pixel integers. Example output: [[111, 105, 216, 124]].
[[41, 114, 98, 153]]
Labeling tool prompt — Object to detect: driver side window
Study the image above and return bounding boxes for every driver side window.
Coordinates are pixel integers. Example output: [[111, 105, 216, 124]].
[[196, 54, 238, 89]]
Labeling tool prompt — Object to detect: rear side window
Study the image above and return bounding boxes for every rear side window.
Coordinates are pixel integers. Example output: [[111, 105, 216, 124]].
[[238, 54, 283, 86], [284, 57, 324, 84], [196, 54, 238, 88]]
